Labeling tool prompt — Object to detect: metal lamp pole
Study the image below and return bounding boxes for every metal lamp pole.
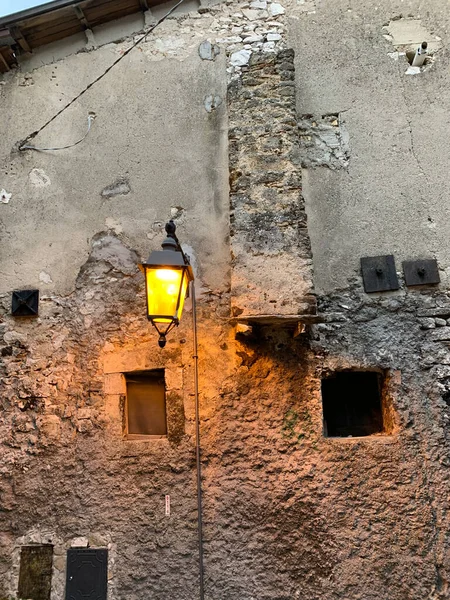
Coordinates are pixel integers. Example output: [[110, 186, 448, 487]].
[[142, 221, 205, 600]]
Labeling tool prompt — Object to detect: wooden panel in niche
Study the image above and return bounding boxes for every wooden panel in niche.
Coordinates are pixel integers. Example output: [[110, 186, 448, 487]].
[[18, 544, 53, 600]]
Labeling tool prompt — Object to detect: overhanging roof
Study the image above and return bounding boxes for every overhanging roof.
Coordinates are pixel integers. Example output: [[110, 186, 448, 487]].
[[0, 0, 161, 73]]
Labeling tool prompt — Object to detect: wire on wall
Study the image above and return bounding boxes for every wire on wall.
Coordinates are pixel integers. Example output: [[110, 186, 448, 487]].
[[19, 0, 186, 152], [20, 112, 96, 152]]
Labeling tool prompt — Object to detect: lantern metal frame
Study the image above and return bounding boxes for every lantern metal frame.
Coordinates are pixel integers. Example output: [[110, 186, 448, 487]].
[[140, 220, 194, 347]]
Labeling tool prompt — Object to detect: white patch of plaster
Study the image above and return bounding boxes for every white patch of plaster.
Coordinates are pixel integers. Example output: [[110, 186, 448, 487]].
[[0, 189, 11, 203], [204, 94, 223, 112], [39, 271, 53, 284], [383, 18, 442, 71], [154, 36, 186, 55], [105, 217, 124, 234], [383, 19, 442, 53], [405, 66, 421, 75], [29, 168, 51, 187]]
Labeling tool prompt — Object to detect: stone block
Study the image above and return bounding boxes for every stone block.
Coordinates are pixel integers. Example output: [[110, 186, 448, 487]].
[[165, 367, 183, 391], [71, 537, 89, 548], [431, 328, 450, 341], [104, 373, 126, 395], [419, 318, 435, 330]]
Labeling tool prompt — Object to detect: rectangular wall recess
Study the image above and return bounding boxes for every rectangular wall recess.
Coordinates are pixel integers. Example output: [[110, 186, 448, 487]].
[[18, 544, 53, 600], [125, 370, 167, 438], [322, 371, 385, 437]]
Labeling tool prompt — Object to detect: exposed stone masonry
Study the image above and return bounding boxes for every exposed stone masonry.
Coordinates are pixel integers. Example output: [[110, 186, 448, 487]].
[[228, 49, 315, 319], [3, 0, 450, 599], [0, 234, 232, 599], [2, 238, 450, 599]]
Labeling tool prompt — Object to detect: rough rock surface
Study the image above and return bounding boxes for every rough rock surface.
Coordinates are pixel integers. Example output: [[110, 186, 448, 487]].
[[2, 233, 450, 599]]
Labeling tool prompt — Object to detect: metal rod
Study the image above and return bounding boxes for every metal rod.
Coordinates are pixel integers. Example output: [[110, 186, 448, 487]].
[[191, 280, 205, 600]]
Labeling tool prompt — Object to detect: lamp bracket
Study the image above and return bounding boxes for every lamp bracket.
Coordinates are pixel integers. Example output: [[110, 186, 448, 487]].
[[164, 220, 191, 266]]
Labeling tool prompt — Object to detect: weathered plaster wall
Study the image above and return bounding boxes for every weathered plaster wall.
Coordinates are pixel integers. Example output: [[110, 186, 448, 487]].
[[287, 0, 450, 293], [3, 1, 450, 599], [0, 34, 229, 295]]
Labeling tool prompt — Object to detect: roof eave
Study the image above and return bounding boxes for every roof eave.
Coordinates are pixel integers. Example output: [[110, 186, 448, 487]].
[[0, 0, 82, 28]]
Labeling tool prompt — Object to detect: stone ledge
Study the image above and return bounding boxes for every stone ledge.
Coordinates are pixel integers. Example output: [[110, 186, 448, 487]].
[[232, 313, 322, 326], [430, 328, 450, 341], [418, 307, 450, 318]]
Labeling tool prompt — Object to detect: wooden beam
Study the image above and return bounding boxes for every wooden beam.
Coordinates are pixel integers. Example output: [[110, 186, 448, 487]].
[[73, 5, 90, 29], [10, 26, 31, 52], [139, 0, 149, 11], [0, 50, 10, 71]]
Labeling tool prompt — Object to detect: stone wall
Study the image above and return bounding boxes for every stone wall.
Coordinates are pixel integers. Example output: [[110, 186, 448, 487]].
[[228, 48, 315, 320], [3, 237, 450, 599], [2, 0, 450, 599], [0, 233, 232, 599]]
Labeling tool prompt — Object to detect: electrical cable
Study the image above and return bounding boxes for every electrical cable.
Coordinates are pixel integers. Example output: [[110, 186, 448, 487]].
[[20, 112, 95, 151], [19, 0, 186, 152]]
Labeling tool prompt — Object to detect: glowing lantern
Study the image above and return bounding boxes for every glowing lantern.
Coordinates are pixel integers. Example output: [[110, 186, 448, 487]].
[[140, 221, 194, 347]]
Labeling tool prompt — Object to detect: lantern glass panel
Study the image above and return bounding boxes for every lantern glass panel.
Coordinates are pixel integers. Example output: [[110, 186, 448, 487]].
[[145, 267, 188, 323]]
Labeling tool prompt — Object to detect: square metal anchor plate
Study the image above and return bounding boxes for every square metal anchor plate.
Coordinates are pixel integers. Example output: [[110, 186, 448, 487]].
[[403, 259, 440, 286], [11, 289, 39, 316], [361, 255, 399, 293]]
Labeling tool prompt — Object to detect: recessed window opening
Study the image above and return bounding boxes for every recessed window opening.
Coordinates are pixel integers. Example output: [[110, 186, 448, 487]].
[[125, 370, 167, 438], [322, 371, 384, 438]]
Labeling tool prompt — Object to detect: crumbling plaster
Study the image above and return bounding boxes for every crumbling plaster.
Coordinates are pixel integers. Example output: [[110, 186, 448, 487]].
[[3, 0, 450, 599], [0, 43, 229, 296], [3, 234, 450, 599], [287, 0, 450, 293]]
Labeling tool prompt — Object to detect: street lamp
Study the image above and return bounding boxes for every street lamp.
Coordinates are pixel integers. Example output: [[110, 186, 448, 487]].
[[140, 220, 194, 348], [140, 220, 204, 600]]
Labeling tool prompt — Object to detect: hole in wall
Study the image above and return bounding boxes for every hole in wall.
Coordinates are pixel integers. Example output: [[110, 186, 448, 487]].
[[442, 390, 450, 407], [321, 370, 390, 438], [382, 18, 442, 74]]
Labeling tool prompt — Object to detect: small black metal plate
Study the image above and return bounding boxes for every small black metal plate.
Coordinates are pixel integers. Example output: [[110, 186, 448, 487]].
[[65, 549, 108, 600], [361, 255, 399, 293], [403, 259, 440, 286], [12, 289, 39, 316]]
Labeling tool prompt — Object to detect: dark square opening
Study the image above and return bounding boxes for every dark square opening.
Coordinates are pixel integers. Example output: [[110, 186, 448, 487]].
[[322, 371, 384, 437], [125, 370, 167, 437]]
